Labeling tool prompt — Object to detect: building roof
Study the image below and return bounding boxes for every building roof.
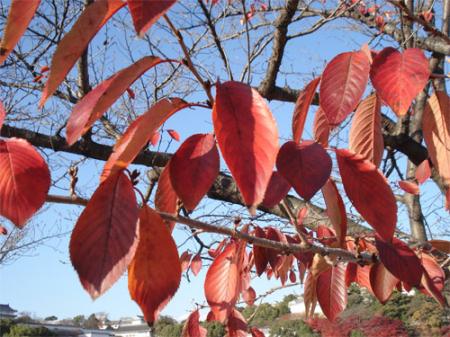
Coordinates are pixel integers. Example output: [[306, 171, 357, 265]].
[[115, 324, 151, 333], [0, 304, 17, 313]]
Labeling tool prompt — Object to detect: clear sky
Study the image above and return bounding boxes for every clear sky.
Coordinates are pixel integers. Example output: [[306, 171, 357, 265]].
[[1, 1, 444, 323]]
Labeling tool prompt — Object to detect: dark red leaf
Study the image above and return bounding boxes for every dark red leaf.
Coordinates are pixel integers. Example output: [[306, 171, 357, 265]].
[[127, 0, 177, 37], [128, 206, 181, 325], [266, 227, 286, 272], [250, 327, 266, 337], [253, 226, 268, 276], [375, 236, 423, 286], [70, 171, 139, 299], [277, 141, 332, 200], [190, 254, 202, 276], [319, 51, 370, 126], [227, 309, 248, 337], [0, 225, 7, 235], [213, 81, 279, 214], [289, 269, 297, 283], [370, 47, 430, 116], [169, 134, 219, 211], [261, 171, 291, 208], [0, 138, 51, 228], [316, 263, 347, 322], [182, 310, 207, 337], [336, 149, 397, 241], [292, 77, 321, 142]]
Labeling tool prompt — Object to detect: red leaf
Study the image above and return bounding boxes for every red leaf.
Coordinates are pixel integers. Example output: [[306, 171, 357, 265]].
[[336, 149, 397, 241], [0, 101, 6, 130], [250, 327, 266, 337], [398, 180, 420, 195], [127, 0, 177, 37], [375, 236, 423, 286], [370, 262, 398, 304], [208, 239, 227, 258], [204, 242, 241, 323], [313, 107, 330, 147], [40, 0, 125, 106], [321, 179, 347, 246], [428, 239, 450, 253], [128, 206, 181, 325], [289, 269, 297, 283], [355, 265, 373, 293], [182, 310, 207, 337], [422, 91, 450, 185], [266, 227, 286, 272], [304, 271, 318, 319], [316, 263, 347, 322], [40, 65, 49, 73], [420, 253, 446, 306], [370, 48, 430, 116], [415, 159, 431, 184], [319, 51, 370, 126], [277, 141, 332, 200], [242, 286, 256, 306], [150, 131, 161, 146], [180, 251, 192, 273], [349, 94, 384, 167], [0, 138, 50, 228], [191, 254, 203, 276], [66, 57, 172, 146], [155, 164, 179, 232], [101, 98, 188, 180], [0, 0, 41, 65], [0, 225, 7, 235], [167, 129, 180, 141], [226, 309, 248, 337], [213, 81, 279, 214], [253, 226, 268, 276], [292, 77, 321, 142], [69, 171, 139, 299], [261, 171, 291, 208], [126, 88, 135, 99], [169, 134, 219, 211]]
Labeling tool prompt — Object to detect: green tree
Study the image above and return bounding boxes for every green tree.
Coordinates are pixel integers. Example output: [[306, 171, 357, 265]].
[[154, 315, 183, 337], [72, 315, 85, 327], [202, 321, 226, 337], [5, 324, 55, 337], [44, 315, 57, 321]]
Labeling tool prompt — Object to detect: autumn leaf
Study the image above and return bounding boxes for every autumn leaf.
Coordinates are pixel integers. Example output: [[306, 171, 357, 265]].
[[292, 77, 321, 142], [40, 0, 125, 106], [242, 286, 256, 306], [261, 171, 291, 209], [0, 0, 41, 65], [101, 98, 189, 181], [253, 226, 269, 276], [190, 254, 203, 276], [167, 129, 180, 141], [226, 309, 248, 337], [420, 252, 446, 306], [182, 310, 207, 337], [370, 262, 398, 304], [180, 251, 192, 273], [398, 181, 420, 195], [336, 149, 397, 241], [277, 141, 332, 200], [428, 239, 450, 253], [0, 101, 6, 130], [128, 206, 181, 325], [313, 107, 330, 147], [69, 171, 139, 299], [213, 81, 279, 214], [370, 47, 430, 116], [0, 138, 51, 228], [415, 159, 431, 184], [349, 94, 384, 167], [155, 163, 179, 232], [319, 51, 370, 126], [321, 179, 347, 246], [66, 57, 173, 146], [316, 263, 347, 322], [169, 134, 219, 211], [127, 0, 177, 37]]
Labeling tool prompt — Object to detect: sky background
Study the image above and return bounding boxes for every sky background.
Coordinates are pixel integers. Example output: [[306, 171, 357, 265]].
[[0, 0, 448, 323]]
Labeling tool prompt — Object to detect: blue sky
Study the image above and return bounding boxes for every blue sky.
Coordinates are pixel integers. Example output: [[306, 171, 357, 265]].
[[1, 1, 447, 323]]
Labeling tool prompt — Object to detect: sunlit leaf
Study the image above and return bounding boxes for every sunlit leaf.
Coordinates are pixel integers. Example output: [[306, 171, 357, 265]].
[[316, 263, 347, 322], [127, 0, 177, 37], [321, 179, 347, 246], [155, 163, 179, 232], [370, 262, 398, 304]]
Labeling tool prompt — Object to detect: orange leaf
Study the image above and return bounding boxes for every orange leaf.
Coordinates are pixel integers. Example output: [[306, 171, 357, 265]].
[[349, 94, 384, 167], [69, 171, 139, 299], [422, 91, 450, 185], [370, 48, 430, 116], [0, 0, 41, 65], [316, 263, 347, 322], [398, 180, 420, 195], [0, 138, 50, 228], [319, 51, 370, 126], [204, 242, 242, 323], [292, 77, 321, 142], [277, 141, 332, 200], [321, 179, 347, 246], [66, 56, 171, 145], [261, 171, 291, 209], [101, 98, 188, 180], [150, 131, 161, 146], [128, 206, 181, 325], [40, 0, 125, 106], [190, 254, 203, 276], [155, 163, 179, 232], [336, 149, 397, 241], [167, 129, 180, 141], [415, 159, 431, 184], [313, 107, 330, 147], [169, 134, 219, 211], [213, 81, 279, 215], [370, 262, 398, 304], [127, 0, 177, 37], [182, 310, 207, 337]]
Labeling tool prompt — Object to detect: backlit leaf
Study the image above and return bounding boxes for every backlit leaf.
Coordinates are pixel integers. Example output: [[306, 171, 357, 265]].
[[70, 171, 139, 299], [169, 134, 219, 211], [180, 251, 192, 273], [0, 138, 50, 228], [316, 263, 347, 322], [319, 51, 370, 126], [0, 0, 41, 65], [292, 77, 321, 142], [127, 0, 177, 37], [370, 262, 398, 304], [155, 163, 179, 232], [277, 141, 332, 200], [336, 149, 397, 241], [182, 310, 207, 337], [191, 254, 202, 276], [40, 0, 125, 106], [213, 81, 279, 214], [128, 206, 181, 325], [167, 129, 180, 141], [415, 159, 431, 184], [349, 94, 384, 167], [370, 48, 430, 116], [313, 107, 330, 147], [398, 181, 420, 195], [321, 179, 347, 246]]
